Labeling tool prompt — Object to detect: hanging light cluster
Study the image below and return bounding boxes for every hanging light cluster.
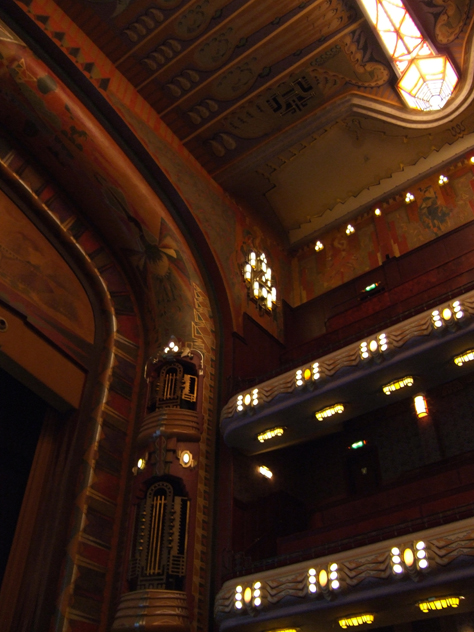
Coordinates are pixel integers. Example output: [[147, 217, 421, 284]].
[[242, 250, 277, 312], [360, 333, 389, 361], [432, 300, 465, 331], [391, 540, 429, 576], [295, 363, 321, 388], [236, 388, 259, 413], [418, 596, 463, 613], [360, 0, 458, 111]]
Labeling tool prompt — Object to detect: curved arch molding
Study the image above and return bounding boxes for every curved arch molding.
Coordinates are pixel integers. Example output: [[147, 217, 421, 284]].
[[0, 136, 216, 632]]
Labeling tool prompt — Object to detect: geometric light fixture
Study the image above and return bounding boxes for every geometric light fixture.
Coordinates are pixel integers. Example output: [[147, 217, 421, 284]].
[[346, 224, 355, 235], [398, 55, 458, 111], [296, 364, 321, 387], [391, 541, 429, 575], [405, 192, 415, 204], [258, 465, 273, 479], [417, 596, 463, 613], [360, 333, 388, 360], [431, 302, 464, 329], [414, 394, 429, 418], [454, 350, 474, 366], [338, 614, 375, 628], [257, 427, 285, 443], [315, 240, 324, 251], [315, 403, 344, 421], [383, 376, 414, 395], [242, 249, 277, 312], [359, 0, 458, 111], [236, 388, 259, 412], [438, 174, 449, 185]]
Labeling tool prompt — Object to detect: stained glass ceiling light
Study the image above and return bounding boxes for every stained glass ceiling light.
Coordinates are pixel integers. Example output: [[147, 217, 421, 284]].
[[359, 0, 458, 111]]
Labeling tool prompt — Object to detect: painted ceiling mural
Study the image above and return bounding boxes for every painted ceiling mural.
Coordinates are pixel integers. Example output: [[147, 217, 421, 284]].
[[13, 0, 474, 247]]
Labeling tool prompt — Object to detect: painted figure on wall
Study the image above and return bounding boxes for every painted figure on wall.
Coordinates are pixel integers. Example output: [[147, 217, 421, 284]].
[[418, 185, 451, 237]]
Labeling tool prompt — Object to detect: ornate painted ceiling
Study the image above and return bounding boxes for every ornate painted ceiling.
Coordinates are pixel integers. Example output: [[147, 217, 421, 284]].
[[14, 0, 474, 243]]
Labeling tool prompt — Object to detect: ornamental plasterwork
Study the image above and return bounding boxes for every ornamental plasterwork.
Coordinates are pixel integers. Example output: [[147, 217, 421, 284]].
[[221, 288, 474, 421], [215, 517, 474, 622]]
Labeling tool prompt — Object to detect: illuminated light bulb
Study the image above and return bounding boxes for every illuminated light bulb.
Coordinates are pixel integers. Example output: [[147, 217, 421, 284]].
[[374, 208, 381, 216], [181, 451, 191, 466], [392, 555, 401, 564], [404, 548, 415, 566], [330, 563, 338, 571], [438, 174, 448, 185], [442, 307, 452, 320], [319, 569, 328, 587], [254, 582, 261, 589], [250, 252, 256, 267], [419, 559, 429, 569], [244, 263, 251, 280], [309, 584, 317, 593], [393, 564, 403, 574], [137, 458, 146, 470], [416, 541, 425, 549], [254, 597, 261, 607], [315, 240, 324, 251], [417, 549, 426, 559], [308, 568, 316, 575], [271, 287, 277, 302], [379, 333, 388, 351], [391, 547, 400, 555], [330, 571, 338, 580], [405, 192, 415, 204], [309, 576, 316, 584], [259, 465, 273, 479], [253, 281, 259, 298], [331, 580, 340, 589], [236, 586, 242, 593], [369, 339, 378, 353], [235, 601, 242, 609], [254, 589, 260, 597], [235, 593, 242, 601], [164, 347, 170, 353], [304, 368, 311, 381], [244, 394, 251, 406], [346, 224, 355, 235], [266, 294, 272, 310], [313, 363, 320, 380]]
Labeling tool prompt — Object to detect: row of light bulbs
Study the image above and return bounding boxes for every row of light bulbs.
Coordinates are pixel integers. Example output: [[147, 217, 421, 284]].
[[314, 157, 474, 252]]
